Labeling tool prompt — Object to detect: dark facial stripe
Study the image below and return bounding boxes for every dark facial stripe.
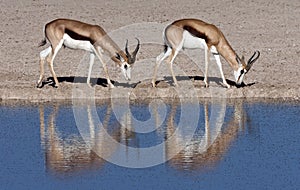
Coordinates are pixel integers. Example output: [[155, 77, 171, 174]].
[[237, 73, 243, 82]]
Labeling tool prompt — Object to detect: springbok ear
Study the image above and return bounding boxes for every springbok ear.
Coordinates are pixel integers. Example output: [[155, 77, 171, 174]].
[[115, 53, 125, 62], [236, 55, 242, 66], [241, 55, 245, 61], [241, 55, 247, 67], [115, 53, 121, 60]]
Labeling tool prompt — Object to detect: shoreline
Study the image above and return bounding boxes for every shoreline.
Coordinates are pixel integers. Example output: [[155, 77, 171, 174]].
[[1, 82, 299, 105]]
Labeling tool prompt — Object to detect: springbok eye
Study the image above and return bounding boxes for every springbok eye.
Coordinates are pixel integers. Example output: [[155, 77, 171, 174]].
[[240, 69, 244, 75], [124, 64, 128, 70]]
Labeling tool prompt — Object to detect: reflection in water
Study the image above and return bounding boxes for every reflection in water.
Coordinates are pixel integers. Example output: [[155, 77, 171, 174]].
[[40, 104, 113, 174], [39, 99, 249, 174], [167, 99, 246, 171]]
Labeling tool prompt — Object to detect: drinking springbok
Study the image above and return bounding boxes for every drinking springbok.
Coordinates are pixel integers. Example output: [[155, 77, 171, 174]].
[[38, 18, 140, 88], [152, 18, 260, 88]]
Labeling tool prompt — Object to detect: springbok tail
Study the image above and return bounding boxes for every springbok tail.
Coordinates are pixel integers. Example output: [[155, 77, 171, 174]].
[[38, 38, 47, 47]]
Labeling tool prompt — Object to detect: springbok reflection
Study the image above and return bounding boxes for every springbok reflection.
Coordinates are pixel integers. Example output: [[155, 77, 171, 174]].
[[39, 102, 121, 174], [167, 99, 247, 171], [39, 99, 248, 173]]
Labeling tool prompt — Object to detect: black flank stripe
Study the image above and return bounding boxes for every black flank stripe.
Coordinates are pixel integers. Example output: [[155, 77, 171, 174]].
[[183, 25, 208, 41], [65, 29, 94, 44]]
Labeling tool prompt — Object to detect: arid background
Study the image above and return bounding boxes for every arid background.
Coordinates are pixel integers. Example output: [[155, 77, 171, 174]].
[[0, 0, 299, 102]]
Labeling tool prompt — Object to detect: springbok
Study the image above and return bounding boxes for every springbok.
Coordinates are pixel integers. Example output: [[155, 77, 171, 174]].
[[37, 18, 140, 88], [152, 18, 260, 88]]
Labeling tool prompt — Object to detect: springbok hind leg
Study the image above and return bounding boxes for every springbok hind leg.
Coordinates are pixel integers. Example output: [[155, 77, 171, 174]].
[[168, 49, 179, 87], [37, 46, 52, 88], [48, 41, 64, 88], [37, 59, 46, 88]]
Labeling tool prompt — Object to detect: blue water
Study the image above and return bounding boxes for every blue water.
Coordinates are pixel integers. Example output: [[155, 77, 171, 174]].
[[0, 100, 299, 190]]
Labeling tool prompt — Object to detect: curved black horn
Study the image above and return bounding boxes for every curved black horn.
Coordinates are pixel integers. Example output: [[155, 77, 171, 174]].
[[132, 38, 140, 58], [125, 39, 130, 57], [246, 51, 260, 71], [248, 51, 260, 64]]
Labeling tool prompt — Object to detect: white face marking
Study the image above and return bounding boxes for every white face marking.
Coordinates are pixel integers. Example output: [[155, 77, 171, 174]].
[[182, 31, 207, 49], [62, 34, 94, 52], [234, 67, 246, 85], [121, 62, 131, 81]]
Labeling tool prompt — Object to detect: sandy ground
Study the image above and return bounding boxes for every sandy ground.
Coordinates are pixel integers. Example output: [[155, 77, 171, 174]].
[[0, 0, 299, 103]]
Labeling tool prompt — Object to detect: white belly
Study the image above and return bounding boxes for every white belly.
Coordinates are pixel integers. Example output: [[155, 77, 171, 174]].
[[182, 31, 207, 49], [63, 34, 94, 52]]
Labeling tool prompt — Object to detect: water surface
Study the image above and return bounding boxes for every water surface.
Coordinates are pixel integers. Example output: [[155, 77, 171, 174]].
[[0, 99, 299, 189]]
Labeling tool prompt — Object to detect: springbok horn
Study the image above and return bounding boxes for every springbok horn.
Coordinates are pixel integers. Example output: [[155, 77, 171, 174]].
[[124, 38, 140, 64], [246, 51, 260, 71], [132, 38, 140, 58], [125, 39, 130, 57]]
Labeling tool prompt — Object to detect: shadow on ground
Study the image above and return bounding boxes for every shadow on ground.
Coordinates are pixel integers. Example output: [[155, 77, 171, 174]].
[[40, 76, 255, 89]]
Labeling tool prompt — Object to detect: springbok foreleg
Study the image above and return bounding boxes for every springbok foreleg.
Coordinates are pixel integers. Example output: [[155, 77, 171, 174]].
[[87, 53, 95, 87], [213, 53, 230, 88], [152, 48, 172, 87], [94, 47, 114, 88], [204, 48, 209, 88]]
